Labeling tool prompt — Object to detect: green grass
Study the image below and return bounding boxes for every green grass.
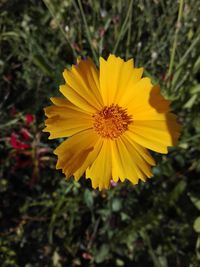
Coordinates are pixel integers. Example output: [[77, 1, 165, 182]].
[[1, 0, 200, 266]]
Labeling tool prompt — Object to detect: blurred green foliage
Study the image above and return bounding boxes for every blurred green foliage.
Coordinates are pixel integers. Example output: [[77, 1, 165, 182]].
[[1, 0, 200, 266]]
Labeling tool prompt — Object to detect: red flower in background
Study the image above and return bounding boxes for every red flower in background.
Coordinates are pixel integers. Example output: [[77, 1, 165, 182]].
[[20, 127, 32, 140], [15, 155, 32, 169], [10, 132, 30, 150], [8, 112, 53, 188], [26, 114, 35, 125]]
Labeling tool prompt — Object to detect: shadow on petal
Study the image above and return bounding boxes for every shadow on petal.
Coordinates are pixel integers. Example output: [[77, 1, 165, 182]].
[[149, 84, 181, 146]]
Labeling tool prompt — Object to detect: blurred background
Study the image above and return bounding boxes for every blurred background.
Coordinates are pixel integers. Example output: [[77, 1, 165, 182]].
[[1, 0, 200, 266]]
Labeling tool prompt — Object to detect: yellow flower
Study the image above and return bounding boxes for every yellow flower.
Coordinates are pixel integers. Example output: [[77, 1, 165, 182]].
[[44, 54, 180, 190]]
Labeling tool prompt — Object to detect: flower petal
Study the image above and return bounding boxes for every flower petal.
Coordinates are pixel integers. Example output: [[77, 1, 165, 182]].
[[110, 140, 125, 183], [127, 113, 180, 153], [74, 138, 103, 181], [99, 54, 143, 105], [76, 58, 103, 106], [86, 140, 112, 190], [60, 84, 96, 114], [123, 132, 156, 166], [119, 77, 153, 108], [62, 58, 103, 112], [126, 84, 171, 120], [54, 129, 99, 178], [43, 98, 92, 139], [111, 137, 153, 184]]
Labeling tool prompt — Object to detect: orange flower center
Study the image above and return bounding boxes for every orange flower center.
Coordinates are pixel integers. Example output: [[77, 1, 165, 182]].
[[93, 104, 132, 139]]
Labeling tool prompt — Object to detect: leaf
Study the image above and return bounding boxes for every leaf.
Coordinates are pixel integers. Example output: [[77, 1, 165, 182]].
[[116, 259, 125, 266], [169, 180, 187, 204], [95, 244, 110, 263], [194, 217, 200, 233], [84, 189, 94, 208], [1, 31, 19, 39], [190, 195, 200, 210], [183, 94, 197, 109], [193, 56, 200, 74], [52, 250, 61, 267], [190, 84, 200, 94], [32, 54, 53, 77], [196, 236, 200, 260], [112, 198, 122, 212]]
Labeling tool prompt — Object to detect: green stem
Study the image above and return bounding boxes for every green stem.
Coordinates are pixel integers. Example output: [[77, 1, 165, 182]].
[[112, 0, 133, 54], [125, 0, 133, 59], [170, 34, 200, 89], [43, 0, 77, 58], [175, 35, 200, 71], [167, 0, 184, 80], [140, 229, 163, 267], [0, 118, 20, 129], [77, 0, 98, 64], [99, 18, 112, 55]]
